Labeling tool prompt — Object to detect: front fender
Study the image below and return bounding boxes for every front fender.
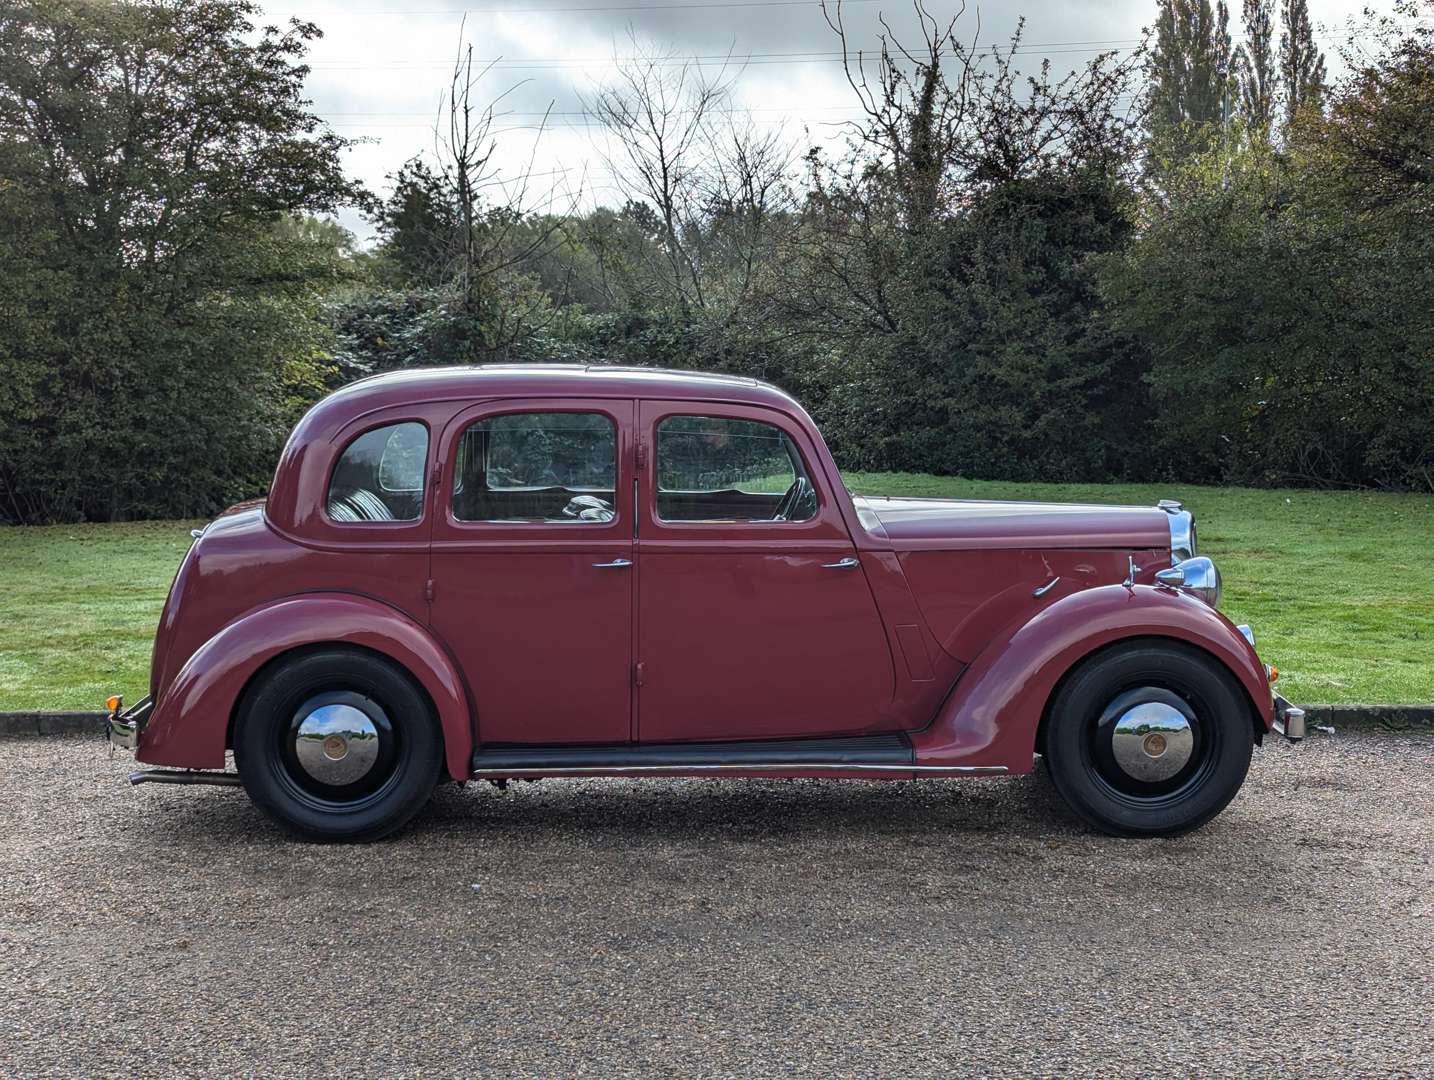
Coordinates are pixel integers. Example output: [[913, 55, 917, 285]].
[[138, 594, 474, 781], [911, 584, 1274, 773]]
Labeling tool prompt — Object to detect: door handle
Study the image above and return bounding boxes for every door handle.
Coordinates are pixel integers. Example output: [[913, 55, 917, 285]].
[[592, 558, 633, 569], [821, 556, 859, 569]]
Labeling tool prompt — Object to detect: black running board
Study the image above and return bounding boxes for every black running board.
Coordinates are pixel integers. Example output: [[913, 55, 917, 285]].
[[470, 734, 1006, 778]]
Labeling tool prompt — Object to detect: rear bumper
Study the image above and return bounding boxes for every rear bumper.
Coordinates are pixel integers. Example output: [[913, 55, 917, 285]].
[[106, 696, 153, 752], [1272, 694, 1306, 742]]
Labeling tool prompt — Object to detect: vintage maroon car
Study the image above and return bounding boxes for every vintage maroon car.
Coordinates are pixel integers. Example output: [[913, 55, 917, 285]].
[[106, 365, 1305, 841]]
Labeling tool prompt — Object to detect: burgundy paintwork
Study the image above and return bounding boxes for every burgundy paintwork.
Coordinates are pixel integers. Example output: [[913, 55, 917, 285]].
[[137, 364, 1275, 780]]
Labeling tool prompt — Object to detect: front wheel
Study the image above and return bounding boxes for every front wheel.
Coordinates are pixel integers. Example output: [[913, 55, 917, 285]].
[[234, 648, 442, 842], [1043, 641, 1255, 837]]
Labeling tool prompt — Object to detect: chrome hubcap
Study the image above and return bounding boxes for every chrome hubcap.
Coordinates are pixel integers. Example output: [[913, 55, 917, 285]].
[[293, 704, 380, 786], [1110, 701, 1194, 782]]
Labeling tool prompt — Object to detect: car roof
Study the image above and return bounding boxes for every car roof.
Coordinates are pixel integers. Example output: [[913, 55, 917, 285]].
[[326, 363, 801, 411]]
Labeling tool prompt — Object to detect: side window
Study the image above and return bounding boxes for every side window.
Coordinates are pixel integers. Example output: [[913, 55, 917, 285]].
[[452, 412, 618, 524], [327, 422, 428, 523], [656, 415, 818, 524]]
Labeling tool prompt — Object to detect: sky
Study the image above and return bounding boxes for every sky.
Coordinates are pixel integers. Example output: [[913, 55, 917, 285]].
[[257, 0, 1388, 241]]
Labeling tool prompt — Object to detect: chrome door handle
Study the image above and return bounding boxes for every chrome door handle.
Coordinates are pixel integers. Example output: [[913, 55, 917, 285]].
[[821, 556, 859, 569], [592, 558, 633, 568]]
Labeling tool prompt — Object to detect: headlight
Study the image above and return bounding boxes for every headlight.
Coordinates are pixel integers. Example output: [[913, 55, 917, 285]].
[[1155, 556, 1222, 608]]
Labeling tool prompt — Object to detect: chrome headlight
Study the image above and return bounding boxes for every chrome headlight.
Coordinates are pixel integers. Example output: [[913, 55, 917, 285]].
[[1159, 499, 1196, 565], [1155, 556, 1222, 608]]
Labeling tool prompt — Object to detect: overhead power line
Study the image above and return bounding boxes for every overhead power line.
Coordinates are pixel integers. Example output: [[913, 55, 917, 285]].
[[302, 23, 1395, 75], [271, 0, 884, 16], [307, 41, 1145, 70]]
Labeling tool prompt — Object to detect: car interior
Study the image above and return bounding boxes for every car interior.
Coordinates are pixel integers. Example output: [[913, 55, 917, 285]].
[[326, 422, 427, 522], [654, 415, 818, 523], [325, 413, 821, 526]]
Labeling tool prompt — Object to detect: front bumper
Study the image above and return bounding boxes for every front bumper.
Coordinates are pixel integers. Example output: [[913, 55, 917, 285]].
[[106, 695, 153, 751], [1273, 694, 1306, 742]]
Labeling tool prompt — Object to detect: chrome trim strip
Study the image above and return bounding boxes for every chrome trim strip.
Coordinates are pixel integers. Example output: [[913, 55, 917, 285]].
[[1164, 506, 1196, 565], [470, 762, 1008, 778]]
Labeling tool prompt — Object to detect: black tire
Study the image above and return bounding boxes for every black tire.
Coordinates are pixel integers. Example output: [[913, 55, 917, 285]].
[[234, 648, 442, 843], [1043, 640, 1254, 837]]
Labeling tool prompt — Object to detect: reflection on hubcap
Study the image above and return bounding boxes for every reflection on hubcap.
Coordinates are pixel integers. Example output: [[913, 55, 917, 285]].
[[1111, 702, 1194, 782], [294, 704, 379, 786]]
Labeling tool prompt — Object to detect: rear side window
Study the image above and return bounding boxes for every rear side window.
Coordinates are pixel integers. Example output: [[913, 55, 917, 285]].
[[453, 412, 618, 524], [327, 422, 428, 523]]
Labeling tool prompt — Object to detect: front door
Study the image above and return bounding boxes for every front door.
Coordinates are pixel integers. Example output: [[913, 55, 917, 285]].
[[635, 401, 895, 743], [430, 398, 635, 745]]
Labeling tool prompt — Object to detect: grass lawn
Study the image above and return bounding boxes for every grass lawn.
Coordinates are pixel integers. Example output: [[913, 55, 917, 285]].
[[1, 477, 1430, 709], [0, 520, 202, 712]]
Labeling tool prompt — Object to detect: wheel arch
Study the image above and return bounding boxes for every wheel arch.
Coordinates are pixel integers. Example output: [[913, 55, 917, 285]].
[[910, 584, 1275, 772], [226, 641, 451, 777], [1032, 633, 1267, 758], [138, 594, 475, 781]]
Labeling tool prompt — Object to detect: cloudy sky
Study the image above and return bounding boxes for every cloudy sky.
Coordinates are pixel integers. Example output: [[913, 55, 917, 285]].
[[259, 0, 1385, 240]]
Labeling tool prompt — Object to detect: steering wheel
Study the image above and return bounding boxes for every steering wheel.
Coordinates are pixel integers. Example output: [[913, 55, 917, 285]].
[[772, 477, 813, 522]]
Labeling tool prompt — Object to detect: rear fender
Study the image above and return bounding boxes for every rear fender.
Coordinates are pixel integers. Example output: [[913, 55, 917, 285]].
[[910, 584, 1274, 773], [139, 594, 474, 780]]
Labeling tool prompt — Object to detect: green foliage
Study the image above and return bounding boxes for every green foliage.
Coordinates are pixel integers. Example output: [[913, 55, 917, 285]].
[[750, 24, 1151, 481], [1101, 7, 1434, 492], [1234, 0, 1277, 135], [791, 169, 1149, 481], [3, 0, 1431, 526], [0, 0, 361, 523], [1146, 0, 1236, 163], [1279, 0, 1326, 124]]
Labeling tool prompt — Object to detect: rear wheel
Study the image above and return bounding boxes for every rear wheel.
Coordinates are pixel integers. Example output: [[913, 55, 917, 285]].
[[234, 648, 442, 842], [1043, 641, 1254, 837]]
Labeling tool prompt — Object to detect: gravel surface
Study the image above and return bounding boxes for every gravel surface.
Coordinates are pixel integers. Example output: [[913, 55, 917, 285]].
[[2, 730, 1431, 1078]]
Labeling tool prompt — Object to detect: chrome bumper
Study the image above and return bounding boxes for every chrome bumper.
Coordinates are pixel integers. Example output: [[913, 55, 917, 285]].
[[107, 696, 153, 751], [1272, 694, 1306, 742]]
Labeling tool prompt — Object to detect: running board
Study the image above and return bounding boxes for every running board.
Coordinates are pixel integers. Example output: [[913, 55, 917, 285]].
[[470, 734, 1006, 778], [129, 768, 242, 787]]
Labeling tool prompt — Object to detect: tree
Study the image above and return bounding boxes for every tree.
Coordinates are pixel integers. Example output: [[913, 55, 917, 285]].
[[431, 39, 573, 359], [0, 0, 362, 522], [371, 159, 460, 288], [341, 31, 582, 376], [1234, 0, 1277, 133], [586, 35, 794, 323], [1279, 0, 1325, 124], [1146, 0, 1235, 160], [1102, 0, 1434, 495], [774, 2, 1150, 480], [1311, 0, 1434, 209]]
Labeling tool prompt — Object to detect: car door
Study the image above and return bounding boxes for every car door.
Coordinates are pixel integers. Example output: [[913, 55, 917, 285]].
[[635, 400, 895, 744], [430, 398, 635, 746]]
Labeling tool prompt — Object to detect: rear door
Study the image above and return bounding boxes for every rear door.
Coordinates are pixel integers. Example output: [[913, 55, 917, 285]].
[[430, 398, 635, 746], [635, 400, 895, 743]]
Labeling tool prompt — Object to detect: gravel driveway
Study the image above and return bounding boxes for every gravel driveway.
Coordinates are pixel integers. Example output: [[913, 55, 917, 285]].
[[2, 730, 1431, 1078]]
